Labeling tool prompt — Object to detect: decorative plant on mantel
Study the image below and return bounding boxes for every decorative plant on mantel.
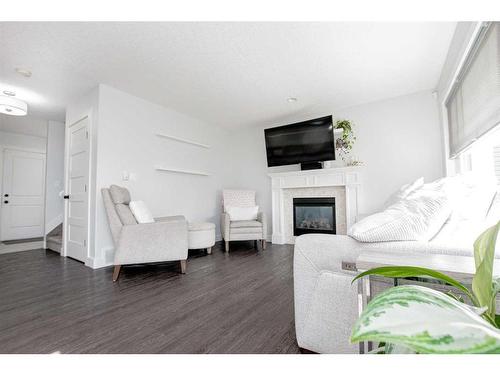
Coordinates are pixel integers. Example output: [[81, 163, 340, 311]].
[[334, 119, 357, 163], [351, 221, 500, 354]]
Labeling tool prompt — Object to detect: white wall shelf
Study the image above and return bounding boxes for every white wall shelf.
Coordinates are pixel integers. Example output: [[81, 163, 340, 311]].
[[155, 132, 211, 149], [155, 166, 210, 176]]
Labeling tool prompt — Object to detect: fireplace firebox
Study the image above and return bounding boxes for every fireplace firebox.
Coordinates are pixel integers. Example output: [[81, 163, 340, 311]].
[[293, 197, 336, 236]]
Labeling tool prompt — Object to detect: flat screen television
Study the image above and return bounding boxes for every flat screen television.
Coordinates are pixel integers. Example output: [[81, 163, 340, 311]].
[[264, 115, 335, 167]]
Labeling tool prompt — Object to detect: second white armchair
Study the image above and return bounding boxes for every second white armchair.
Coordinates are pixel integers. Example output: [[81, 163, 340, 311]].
[[220, 189, 267, 253]]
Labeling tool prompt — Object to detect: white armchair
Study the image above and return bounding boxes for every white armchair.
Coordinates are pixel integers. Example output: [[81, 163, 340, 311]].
[[102, 185, 188, 281], [220, 189, 267, 253]]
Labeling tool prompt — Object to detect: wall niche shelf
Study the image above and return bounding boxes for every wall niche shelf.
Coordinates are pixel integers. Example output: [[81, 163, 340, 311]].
[[155, 166, 210, 176], [155, 132, 211, 149]]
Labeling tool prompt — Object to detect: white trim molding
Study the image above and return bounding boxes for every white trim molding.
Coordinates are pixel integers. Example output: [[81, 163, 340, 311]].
[[268, 167, 361, 244]]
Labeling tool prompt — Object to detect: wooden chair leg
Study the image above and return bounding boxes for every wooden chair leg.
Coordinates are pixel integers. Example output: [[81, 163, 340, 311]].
[[225, 241, 230, 253], [262, 239, 267, 250], [206, 247, 212, 255], [112, 265, 121, 282], [254, 240, 258, 248], [180, 260, 187, 274]]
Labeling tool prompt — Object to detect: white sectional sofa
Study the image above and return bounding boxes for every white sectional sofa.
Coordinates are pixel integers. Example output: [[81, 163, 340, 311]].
[[294, 190, 499, 354]]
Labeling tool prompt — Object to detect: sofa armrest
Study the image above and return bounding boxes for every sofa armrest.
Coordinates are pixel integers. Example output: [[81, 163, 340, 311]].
[[115, 219, 188, 265], [257, 212, 267, 240], [221, 212, 230, 240], [155, 215, 186, 223]]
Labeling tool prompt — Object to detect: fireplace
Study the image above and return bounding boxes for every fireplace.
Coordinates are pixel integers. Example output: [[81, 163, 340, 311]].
[[293, 197, 336, 236]]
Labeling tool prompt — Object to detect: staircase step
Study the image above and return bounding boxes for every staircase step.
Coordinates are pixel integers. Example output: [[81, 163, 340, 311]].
[[47, 236, 62, 244], [46, 231, 63, 253]]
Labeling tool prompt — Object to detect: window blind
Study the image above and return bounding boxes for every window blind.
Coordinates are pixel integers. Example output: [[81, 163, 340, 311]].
[[494, 145, 500, 185], [446, 22, 500, 158]]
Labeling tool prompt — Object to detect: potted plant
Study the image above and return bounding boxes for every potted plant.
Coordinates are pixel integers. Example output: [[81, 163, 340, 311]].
[[351, 221, 500, 354], [334, 119, 358, 164]]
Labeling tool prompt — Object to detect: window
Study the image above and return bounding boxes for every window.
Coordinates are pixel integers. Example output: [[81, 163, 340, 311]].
[[466, 125, 500, 186], [446, 22, 500, 158]]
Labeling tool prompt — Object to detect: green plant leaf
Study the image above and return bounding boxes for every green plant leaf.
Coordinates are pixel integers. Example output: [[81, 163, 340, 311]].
[[352, 266, 473, 300], [384, 343, 416, 354], [351, 285, 500, 354], [472, 222, 500, 322]]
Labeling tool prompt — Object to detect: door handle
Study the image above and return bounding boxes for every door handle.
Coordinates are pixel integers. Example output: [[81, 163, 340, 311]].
[[3, 200, 8, 204], [63, 195, 70, 199]]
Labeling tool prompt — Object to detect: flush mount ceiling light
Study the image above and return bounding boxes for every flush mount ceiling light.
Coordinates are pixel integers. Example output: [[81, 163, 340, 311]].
[[0, 91, 28, 116], [287, 97, 298, 103], [15, 68, 32, 78]]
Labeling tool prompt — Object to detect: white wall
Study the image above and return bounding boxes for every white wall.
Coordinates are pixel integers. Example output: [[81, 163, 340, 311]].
[[227, 90, 445, 234], [93, 85, 233, 266], [335, 91, 444, 214], [44, 121, 65, 234], [0, 115, 48, 138], [0, 129, 47, 151]]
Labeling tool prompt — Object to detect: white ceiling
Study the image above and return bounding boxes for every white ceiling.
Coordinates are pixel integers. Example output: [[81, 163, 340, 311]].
[[0, 22, 456, 129]]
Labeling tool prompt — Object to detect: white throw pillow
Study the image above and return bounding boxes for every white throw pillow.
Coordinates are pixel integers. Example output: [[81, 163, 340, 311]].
[[385, 177, 424, 208], [226, 205, 259, 221], [129, 201, 155, 223], [349, 188, 451, 242], [421, 173, 497, 221]]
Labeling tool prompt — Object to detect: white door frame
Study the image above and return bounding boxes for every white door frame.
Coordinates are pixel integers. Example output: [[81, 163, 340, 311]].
[[0, 145, 47, 242], [62, 113, 93, 264]]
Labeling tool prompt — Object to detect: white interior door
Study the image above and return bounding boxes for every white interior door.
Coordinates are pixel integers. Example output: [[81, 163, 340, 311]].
[[1, 149, 46, 241], [64, 117, 89, 262]]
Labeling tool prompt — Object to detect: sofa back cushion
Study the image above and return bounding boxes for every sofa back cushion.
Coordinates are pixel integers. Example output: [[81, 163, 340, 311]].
[[384, 177, 424, 208]]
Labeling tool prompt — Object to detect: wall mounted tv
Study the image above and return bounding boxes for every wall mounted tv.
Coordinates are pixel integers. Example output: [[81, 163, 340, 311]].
[[264, 115, 335, 168]]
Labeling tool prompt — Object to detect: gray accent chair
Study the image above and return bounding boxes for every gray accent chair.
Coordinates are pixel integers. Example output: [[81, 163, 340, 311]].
[[102, 185, 189, 281], [220, 189, 267, 252]]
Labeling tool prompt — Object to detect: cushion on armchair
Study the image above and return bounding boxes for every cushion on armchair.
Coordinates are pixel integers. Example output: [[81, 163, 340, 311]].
[[129, 200, 155, 223], [226, 205, 259, 221]]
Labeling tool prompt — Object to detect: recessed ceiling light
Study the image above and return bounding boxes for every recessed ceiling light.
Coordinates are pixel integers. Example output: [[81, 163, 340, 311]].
[[0, 92, 28, 116], [287, 97, 298, 103], [15, 68, 32, 78]]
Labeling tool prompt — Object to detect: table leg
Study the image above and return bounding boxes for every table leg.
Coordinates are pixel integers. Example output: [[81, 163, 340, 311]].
[[357, 276, 372, 354]]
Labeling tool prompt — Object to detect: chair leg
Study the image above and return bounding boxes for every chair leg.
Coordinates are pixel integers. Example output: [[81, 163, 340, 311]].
[[225, 241, 230, 253], [112, 265, 121, 282], [254, 240, 257, 248], [180, 260, 187, 274], [262, 239, 267, 250], [207, 247, 212, 255]]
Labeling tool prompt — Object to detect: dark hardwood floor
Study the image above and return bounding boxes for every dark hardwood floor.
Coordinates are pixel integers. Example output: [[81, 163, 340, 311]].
[[0, 241, 300, 354]]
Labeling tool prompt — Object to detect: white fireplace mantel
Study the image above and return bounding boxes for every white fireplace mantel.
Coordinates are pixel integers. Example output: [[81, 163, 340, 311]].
[[268, 167, 361, 244]]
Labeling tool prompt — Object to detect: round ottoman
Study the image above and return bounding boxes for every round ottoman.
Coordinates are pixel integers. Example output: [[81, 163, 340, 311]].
[[188, 221, 216, 254]]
